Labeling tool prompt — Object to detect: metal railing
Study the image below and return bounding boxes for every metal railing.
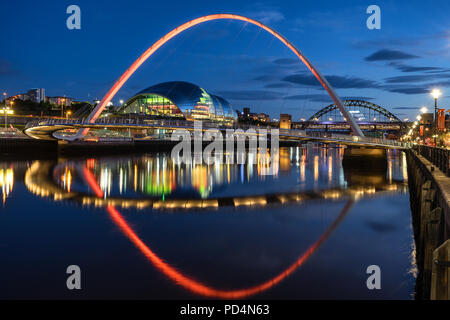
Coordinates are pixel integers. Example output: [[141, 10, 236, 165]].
[[24, 118, 410, 148], [415, 145, 450, 177]]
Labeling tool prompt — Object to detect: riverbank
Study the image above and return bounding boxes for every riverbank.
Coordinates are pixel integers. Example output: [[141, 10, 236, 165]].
[[406, 148, 450, 300]]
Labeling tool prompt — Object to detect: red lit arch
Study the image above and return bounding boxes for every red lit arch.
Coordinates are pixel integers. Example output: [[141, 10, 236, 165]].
[[83, 166, 353, 298], [81, 14, 363, 137]]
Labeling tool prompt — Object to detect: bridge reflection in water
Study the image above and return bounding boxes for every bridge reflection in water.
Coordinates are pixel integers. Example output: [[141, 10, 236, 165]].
[[16, 146, 414, 298], [25, 147, 407, 211]]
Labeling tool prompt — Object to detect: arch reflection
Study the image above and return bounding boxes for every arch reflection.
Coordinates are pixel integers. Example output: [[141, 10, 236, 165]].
[[21, 148, 408, 298], [84, 166, 354, 299]]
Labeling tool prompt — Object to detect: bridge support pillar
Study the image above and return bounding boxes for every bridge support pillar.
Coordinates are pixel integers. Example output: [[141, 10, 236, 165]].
[[342, 147, 387, 171]]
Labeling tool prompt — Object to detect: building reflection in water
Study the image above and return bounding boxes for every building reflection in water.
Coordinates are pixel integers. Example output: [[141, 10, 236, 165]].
[[12, 146, 414, 299], [0, 167, 14, 206], [51, 145, 408, 201]]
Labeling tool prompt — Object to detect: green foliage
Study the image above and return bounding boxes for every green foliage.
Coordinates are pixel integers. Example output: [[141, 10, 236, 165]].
[[9, 99, 75, 116]]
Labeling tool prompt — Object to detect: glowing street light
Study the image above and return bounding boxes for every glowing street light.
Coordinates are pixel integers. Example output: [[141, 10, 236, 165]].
[[416, 115, 421, 121], [431, 89, 441, 99], [420, 107, 428, 114], [1, 106, 13, 129], [430, 88, 442, 146]]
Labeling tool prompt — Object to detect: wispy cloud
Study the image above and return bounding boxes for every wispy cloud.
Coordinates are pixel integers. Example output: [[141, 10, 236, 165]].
[[283, 94, 332, 102], [388, 62, 448, 73], [215, 90, 283, 100], [382, 86, 429, 95], [272, 58, 298, 65], [247, 6, 285, 25], [283, 73, 380, 89], [365, 49, 419, 61]]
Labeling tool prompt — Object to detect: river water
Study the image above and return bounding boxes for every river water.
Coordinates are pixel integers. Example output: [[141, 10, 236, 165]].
[[0, 145, 416, 299]]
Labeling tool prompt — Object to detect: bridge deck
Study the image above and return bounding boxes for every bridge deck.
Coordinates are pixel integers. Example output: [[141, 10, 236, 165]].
[[24, 119, 409, 149]]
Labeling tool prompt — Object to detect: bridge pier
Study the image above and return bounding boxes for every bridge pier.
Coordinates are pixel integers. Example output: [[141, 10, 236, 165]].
[[342, 146, 387, 171]]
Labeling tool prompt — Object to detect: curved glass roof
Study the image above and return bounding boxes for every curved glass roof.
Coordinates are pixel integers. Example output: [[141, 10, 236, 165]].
[[120, 81, 237, 121]]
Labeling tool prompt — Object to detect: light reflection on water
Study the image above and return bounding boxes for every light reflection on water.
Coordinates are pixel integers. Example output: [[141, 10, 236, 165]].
[[0, 145, 416, 299]]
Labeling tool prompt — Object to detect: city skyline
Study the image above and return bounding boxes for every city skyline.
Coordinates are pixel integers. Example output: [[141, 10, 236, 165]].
[[1, 0, 450, 120]]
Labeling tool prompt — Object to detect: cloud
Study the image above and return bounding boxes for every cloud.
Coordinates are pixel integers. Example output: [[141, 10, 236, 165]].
[[392, 106, 421, 110], [283, 94, 332, 102], [341, 96, 375, 101], [253, 75, 279, 82], [383, 86, 429, 95], [250, 9, 285, 24], [216, 90, 283, 100], [388, 62, 447, 73], [283, 73, 380, 89], [272, 58, 298, 65], [282, 73, 320, 87], [383, 74, 448, 84], [365, 49, 419, 61], [264, 82, 293, 89], [280, 94, 374, 103]]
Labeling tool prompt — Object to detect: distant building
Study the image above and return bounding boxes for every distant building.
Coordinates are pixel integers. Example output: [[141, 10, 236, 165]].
[[280, 114, 292, 129], [238, 107, 259, 121], [257, 113, 270, 123], [27, 88, 45, 103], [5, 93, 30, 106], [421, 113, 434, 125], [46, 96, 74, 107]]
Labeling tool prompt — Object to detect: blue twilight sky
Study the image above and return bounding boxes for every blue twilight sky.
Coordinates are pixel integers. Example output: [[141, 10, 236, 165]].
[[1, 0, 450, 120]]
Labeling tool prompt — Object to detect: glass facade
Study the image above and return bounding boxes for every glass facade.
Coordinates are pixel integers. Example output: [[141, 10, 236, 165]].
[[119, 81, 237, 124]]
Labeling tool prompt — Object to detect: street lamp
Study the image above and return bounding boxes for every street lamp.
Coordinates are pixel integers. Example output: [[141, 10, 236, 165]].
[[431, 89, 442, 146], [1, 105, 13, 129], [420, 106, 428, 114]]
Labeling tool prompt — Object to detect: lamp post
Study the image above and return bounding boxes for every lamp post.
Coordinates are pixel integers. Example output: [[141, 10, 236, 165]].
[[2, 104, 12, 129], [2, 92, 5, 129], [431, 89, 441, 146]]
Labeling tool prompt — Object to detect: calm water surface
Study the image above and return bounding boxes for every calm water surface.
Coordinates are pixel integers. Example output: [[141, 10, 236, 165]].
[[0, 145, 416, 299]]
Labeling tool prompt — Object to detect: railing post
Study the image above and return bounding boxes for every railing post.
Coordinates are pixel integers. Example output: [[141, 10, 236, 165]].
[[431, 239, 450, 300]]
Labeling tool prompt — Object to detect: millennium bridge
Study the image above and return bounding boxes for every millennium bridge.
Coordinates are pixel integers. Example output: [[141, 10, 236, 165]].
[[24, 118, 408, 149]]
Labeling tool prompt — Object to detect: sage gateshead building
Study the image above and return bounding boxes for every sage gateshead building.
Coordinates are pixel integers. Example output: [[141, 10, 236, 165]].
[[118, 81, 238, 124]]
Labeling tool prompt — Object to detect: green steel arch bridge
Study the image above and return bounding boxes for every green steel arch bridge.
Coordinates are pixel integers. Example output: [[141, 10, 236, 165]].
[[298, 100, 408, 133]]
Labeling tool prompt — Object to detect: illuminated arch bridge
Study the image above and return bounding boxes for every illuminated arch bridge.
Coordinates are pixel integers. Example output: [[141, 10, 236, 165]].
[[302, 100, 406, 132], [308, 100, 402, 123]]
